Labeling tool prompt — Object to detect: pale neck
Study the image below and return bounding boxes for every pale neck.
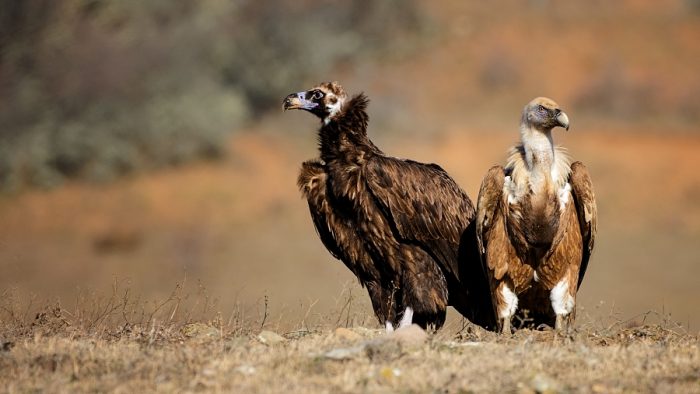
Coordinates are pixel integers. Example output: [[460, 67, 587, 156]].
[[520, 123, 555, 188]]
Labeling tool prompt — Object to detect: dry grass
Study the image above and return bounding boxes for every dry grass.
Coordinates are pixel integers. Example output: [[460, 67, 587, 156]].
[[0, 287, 698, 393]]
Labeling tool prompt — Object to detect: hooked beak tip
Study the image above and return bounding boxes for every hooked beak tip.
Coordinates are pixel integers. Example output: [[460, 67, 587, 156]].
[[283, 93, 305, 111], [556, 111, 570, 131]]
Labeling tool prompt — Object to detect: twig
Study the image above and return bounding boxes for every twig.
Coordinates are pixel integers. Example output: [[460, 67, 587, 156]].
[[260, 294, 269, 330]]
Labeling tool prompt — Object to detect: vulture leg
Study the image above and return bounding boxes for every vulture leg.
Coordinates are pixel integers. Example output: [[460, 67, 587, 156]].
[[501, 316, 511, 335], [554, 313, 574, 336], [496, 282, 518, 334], [550, 277, 576, 334], [366, 282, 398, 332], [554, 315, 565, 333], [397, 247, 448, 330]]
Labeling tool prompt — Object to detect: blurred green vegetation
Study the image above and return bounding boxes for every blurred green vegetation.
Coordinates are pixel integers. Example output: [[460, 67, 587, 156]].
[[0, 0, 427, 191]]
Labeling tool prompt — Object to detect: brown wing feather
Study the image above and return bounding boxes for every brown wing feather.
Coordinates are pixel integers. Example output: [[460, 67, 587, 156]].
[[299, 160, 401, 324], [476, 166, 511, 280], [569, 161, 597, 289], [363, 156, 474, 279], [298, 160, 376, 278]]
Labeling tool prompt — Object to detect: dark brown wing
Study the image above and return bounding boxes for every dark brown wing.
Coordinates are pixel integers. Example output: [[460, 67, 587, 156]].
[[569, 161, 597, 289], [299, 160, 399, 324], [363, 156, 474, 279], [298, 160, 375, 278], [475, 166, 511, 281]]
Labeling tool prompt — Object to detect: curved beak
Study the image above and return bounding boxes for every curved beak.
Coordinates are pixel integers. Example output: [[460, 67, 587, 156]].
[[283, 92, 318, 111], [556, 111, 570, 131]]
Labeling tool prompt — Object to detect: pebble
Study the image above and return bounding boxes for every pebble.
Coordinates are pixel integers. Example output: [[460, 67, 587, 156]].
[[386, 324, 427, 347], [234, 365, 256, 375], [322, 345, 365, 360], [257, 330, 286, 345], [322, 324, 428, 362]]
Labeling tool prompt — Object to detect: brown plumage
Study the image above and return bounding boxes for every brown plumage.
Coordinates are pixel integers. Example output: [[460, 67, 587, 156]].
[[285, 82, 495, 331], [475, 97, 597, 334]]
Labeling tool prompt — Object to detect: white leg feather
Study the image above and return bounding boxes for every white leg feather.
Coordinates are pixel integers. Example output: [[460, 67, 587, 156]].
[[550, 278, 575, 333], [398, 307, 413, 328], [499, 285, 518, 334], [550, 279, 575, 316], [385, 321, 394, 333]]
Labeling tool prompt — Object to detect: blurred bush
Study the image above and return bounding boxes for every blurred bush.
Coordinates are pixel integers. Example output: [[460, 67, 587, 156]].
[[0, 0, 427, 191]]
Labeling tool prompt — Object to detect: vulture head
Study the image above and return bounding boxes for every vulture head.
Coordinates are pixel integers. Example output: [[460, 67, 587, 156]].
[[522, 97, 570, 132], [283, 81, 348, 124]]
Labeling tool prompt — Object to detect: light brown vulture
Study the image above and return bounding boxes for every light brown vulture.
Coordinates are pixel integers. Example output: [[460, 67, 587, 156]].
[[475, 97, 597, 334], [283, 81, 495, 331]]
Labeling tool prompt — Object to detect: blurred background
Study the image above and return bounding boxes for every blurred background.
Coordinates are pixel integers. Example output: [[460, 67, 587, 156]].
[[0, 0, 698, 331]]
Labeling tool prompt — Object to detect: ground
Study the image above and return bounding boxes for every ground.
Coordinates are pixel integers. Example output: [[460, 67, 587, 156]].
[[0, 317, 697, 393]]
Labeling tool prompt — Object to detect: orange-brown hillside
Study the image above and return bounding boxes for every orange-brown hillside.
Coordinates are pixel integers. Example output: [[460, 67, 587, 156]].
[[1, 0, 699, 331]]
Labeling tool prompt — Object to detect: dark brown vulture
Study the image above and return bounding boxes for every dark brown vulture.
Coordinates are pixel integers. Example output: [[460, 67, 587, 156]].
[[475, 97, 597, 334], [283, 81, 495, 331]]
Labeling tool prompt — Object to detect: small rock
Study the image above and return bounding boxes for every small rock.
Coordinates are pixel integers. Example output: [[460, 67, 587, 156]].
[[530, 373, 560, 394], [322, 325, 427, 362], [334, 327, 362, 341], [257, 330, 286, 346], [234, 365, 256, 375], [387, 324, 427, 347], [322, 345, 365, 360], [363, 324, 428, 361]]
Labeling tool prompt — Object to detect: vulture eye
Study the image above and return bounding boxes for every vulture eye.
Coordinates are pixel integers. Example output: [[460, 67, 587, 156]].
[[311, 90, 324, 100], [537, 105, 546, 113]]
